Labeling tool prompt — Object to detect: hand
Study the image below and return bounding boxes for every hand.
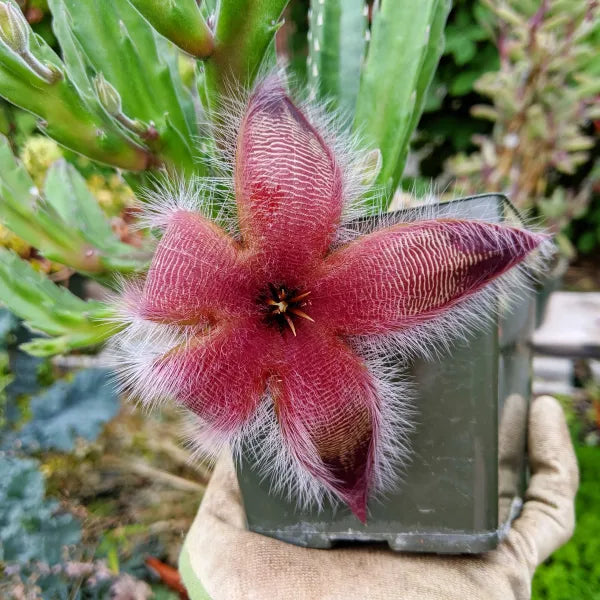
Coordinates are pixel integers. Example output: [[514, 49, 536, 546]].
[[179, 396, 579, 600]]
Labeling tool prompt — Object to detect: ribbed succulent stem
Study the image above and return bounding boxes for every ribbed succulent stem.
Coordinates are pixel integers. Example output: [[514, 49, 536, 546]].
[[392, 0, 451, 186], [0, 136, 150, 277], [0, 54, 152, 170], [129, 0, 215, 58], [50, 0, 199, 174], [353, 0, 451, 206], [0, 247, 121, 357], [307, 0, 367, 114], [203, 0, 289, 111]]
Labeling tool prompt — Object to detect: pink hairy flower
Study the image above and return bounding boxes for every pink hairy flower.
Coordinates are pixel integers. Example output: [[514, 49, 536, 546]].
[[114, 77, 549, 523]]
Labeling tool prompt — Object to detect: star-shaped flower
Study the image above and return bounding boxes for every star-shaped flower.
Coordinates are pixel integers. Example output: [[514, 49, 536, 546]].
[[115, 78, 547, 522]]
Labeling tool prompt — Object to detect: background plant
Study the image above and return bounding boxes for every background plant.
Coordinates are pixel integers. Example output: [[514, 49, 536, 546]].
[[444, 0, 600, 259], [531, 391, 600, 600], [412, 0, 498, 180]]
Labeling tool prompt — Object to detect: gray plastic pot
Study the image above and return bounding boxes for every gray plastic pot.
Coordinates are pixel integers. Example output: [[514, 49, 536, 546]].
[[236, 194, 534, 554]]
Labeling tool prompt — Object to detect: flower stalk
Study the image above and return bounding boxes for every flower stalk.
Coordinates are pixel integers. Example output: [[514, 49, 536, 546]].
[[94, 74, 153, 139]]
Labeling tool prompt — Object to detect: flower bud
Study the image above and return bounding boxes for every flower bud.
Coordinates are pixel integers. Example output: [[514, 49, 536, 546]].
[[359, 148, 382, 187], [94, 73, 122, 116], [0, 2, 30, 54]]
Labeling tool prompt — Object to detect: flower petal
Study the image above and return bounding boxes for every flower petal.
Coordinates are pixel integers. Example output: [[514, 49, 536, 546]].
[[272, 329, 378, 522], [141, 210, 254, 323], [235, 78, 343, 286], [155, 319, 274, 431], [310, 220, 545, 335]]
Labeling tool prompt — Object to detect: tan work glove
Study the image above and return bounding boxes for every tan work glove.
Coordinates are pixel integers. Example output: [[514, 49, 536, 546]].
[[179, 396, 579, 600]]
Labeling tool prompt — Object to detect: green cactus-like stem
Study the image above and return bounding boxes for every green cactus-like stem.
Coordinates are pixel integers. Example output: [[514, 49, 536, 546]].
[[203, 0, 289, 111], [42, 160, 152, 274], [353, 0, 450, 205], [392, 0, 451, 186], [0, 137, 150, 276], [129, 0, 214, 58], [42, 86, 153, 172], [0, 136, 102, 271], [0, 191, 105, 273], [307, 0, 367, 115]]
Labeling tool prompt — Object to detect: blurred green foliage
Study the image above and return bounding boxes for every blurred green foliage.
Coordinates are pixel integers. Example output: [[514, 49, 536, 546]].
[[416, 0, 498, 174], [532, 445, 600, 599], [0, 309, 184, 598], [531, 388, 600, 600], [566, 174, 600, 257], [414, 0, 600, 260], [444, 0, 600, 257]]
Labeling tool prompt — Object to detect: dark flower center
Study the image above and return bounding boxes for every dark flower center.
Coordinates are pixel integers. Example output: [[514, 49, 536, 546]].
[[261, 284, 314, 336]]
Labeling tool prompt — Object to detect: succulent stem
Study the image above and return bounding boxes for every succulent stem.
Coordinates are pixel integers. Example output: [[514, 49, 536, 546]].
[[20, 50, 62, 84], [307, 0, 367, 113], [353, 0, 451, 204], [128, 0, 214, 58], [203, 0, 288, 111]]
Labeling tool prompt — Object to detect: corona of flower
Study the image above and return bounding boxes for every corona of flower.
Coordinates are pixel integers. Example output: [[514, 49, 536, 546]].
[[114, 77, 548, 522]]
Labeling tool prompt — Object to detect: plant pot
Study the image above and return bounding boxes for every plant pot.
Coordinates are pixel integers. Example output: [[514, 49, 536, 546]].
[[236, 194, 534, 554]]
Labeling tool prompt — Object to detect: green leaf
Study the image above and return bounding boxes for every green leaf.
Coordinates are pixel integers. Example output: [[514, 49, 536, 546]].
[[4, 368, 120, 451], [307, 0, 367, 115], [449, 44, 499, 96], [444, 6, 489, 66], [444, 33, 477, 65], [353, 0, 451, 205], [0, 248, 120, 356], [576, 230, 597, 255]]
